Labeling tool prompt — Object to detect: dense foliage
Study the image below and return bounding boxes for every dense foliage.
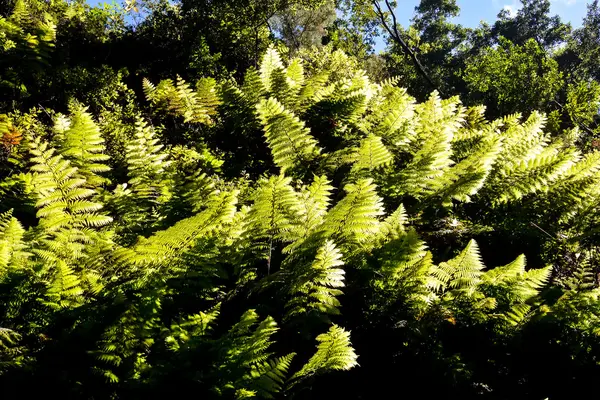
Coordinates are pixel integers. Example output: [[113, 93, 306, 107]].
[[2, 0, 600, 398]]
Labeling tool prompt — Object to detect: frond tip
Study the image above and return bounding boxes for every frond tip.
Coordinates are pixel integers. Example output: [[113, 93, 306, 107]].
[[292, 325, 358, 381]]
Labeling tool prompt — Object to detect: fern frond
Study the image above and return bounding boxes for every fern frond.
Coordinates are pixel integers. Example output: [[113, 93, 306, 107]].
[[241, 67, 266, 104], [166, 305, 221, 351], [292, 325, 358, 381], [43, 259, 84, 309], [370, 86, 416, 148], [29, 138, 112, 235], [379, 204, 409, 240], [296, 71, 330, 111], [431, 136, 501, 205], [118, 190, 238, 281], [490, 149, 577, 204], [286, 240, 345, 318], [143, 76, 220, 124], [482, 255, 550, 303], [548, 152, 600, 222], [256, 98, 320, 171], [502, 303, 532, 327], [392, 93, 462, 198], [351, 134, 393, 174], [0, 210, 28, 271], [431, 240, 484, 296], [58, 103, 110, 187], [248, 353, 296, 399], [248, 175, 302, 246], [115, 116, 173, 233], [260, 46, 285, 93], [323, 178, 384, 244], [288, 175, 333, 244]]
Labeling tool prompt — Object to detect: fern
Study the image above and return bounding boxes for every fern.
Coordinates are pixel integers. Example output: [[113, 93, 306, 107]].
[[247, 353, 296, 399], [29, 137, 112, 235], [241, 67, 267, 104], [126, 116, 171, 197], [215, 310, 294, 398], [368, 86, 416, 148], [116, 190, 238, 284], [323, 178, 384, 244], [259, 47, 285, 94], [292, 325, 358, 381], [351, 134, 393, 174], [393, 93, 461, 198], [481, 254, 551, 304], [43, 258, 83, 309], [165, 305, 220, 351], [430, 240, 484, 297], [0, 210, 28, 272], [92, 291, 163, 383], [286, 240, 345, 318], [112, 116, 172, 235], [248, 175, 300, 247], [0, 326, 24, 372], [256, 97, 320, 171], [57, 103, 110, 187], [143, 76, 220, 124], [287, 175, 333, 246], [431, 136, 501, 205]]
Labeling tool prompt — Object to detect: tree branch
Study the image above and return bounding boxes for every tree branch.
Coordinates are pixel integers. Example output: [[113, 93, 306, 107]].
[[552, 99, 598, 138], [372, 0, 444, 96]]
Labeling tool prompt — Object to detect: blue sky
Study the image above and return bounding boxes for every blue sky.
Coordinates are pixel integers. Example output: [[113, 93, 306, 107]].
[[372, 0, 593, 51], [391, 0, 592, 28]]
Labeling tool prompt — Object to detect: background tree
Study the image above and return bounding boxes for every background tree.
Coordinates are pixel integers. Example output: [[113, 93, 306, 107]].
[[270, 0, 336, 54], [463, 37, 563, 117]]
